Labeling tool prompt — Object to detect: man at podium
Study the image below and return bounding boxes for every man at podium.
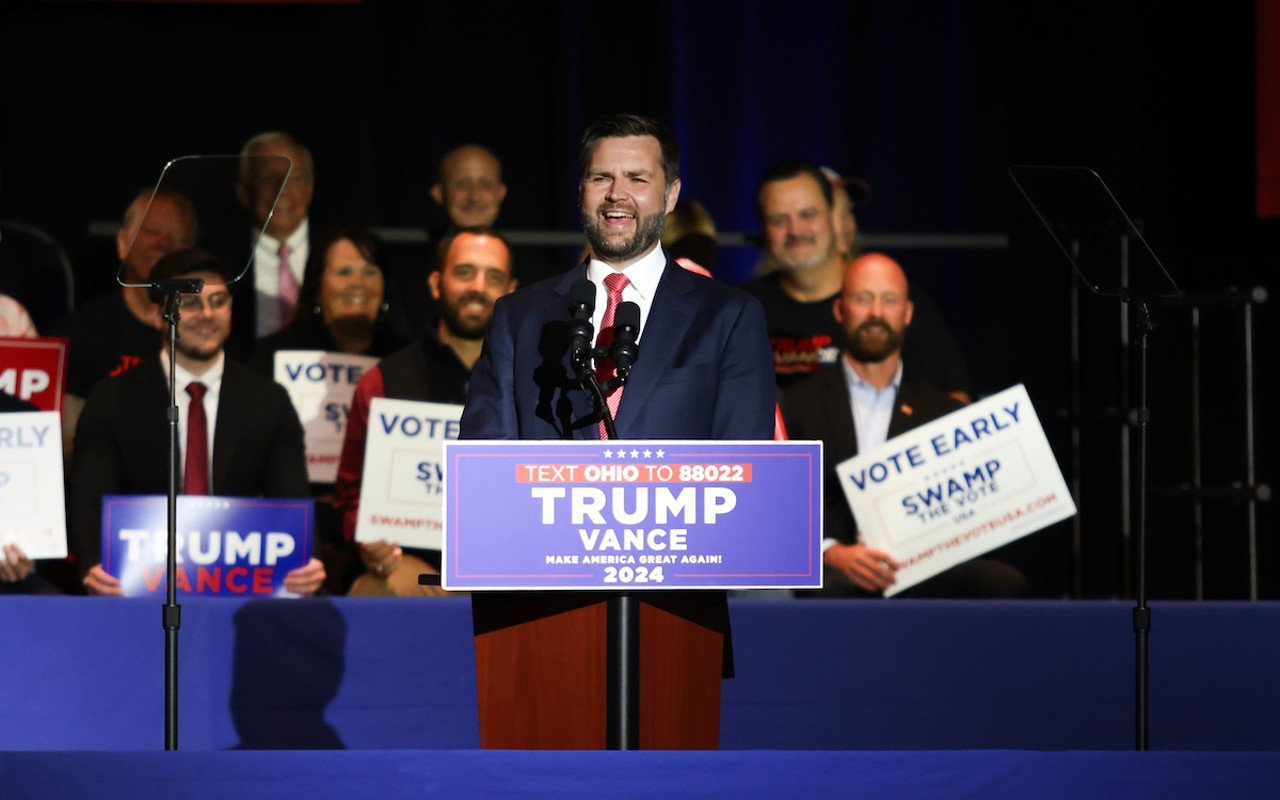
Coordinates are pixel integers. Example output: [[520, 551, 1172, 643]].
[[458, 114, 775, 749]]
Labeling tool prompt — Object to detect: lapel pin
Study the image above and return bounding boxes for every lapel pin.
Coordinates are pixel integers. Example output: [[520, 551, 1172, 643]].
[[901, 403, 913, 416]]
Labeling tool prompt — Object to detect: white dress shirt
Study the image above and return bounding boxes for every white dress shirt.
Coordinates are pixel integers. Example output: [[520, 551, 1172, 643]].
[[843, 356, 903, 455], [586, 243, 667, 344], [252, 219, 310, 338], [824, 356, 903, 550], [160, 349, 224, 485]]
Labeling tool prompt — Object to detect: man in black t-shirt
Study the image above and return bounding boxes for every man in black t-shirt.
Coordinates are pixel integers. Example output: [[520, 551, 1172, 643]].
[[55, 188, 198, 457]]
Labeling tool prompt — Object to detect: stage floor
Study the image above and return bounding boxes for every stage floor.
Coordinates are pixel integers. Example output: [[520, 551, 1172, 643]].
[[5, 750, 1280, 800]]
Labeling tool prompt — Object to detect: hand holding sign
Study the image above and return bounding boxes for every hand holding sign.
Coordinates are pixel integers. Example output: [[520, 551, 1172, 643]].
[[823, 542, 900, 594], [0, 544, 35, 583]]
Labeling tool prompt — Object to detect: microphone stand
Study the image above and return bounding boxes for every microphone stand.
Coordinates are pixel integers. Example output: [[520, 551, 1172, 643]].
[[153, 276, 203, 752], [1131, 294, 1154, 751], [571, 327, 636, 749]]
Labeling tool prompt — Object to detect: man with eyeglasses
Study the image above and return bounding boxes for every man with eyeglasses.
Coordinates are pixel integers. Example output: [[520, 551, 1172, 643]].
[[68, 248, 326, 596]]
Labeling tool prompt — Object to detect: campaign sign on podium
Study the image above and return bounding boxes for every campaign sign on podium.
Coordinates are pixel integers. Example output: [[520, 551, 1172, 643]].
[[0, 337, 68, 412], [442, 440, 823, 591], [274, 350, 378, 483], [835, 384, 1076, 596], [356, 398, 464, 550], [0, 410, 66, 558], [101, 495, 313, 597]]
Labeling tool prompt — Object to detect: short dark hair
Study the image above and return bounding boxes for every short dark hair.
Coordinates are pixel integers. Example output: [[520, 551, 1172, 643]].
[[299, 226, 386, 308], [146, 248, 232, 304], [578, 114, 680, 188], [434, 226, 513, 273], [755, 160, 833, 220]]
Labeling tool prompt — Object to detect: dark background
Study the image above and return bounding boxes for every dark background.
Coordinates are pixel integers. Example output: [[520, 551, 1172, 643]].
[[1, 0, 1274, 599]]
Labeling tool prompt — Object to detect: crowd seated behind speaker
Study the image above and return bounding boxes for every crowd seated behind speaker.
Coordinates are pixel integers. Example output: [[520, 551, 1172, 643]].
[[223, 131, 317, 361], [334, 227, 517, 595], [55, 188, 199, 459], [744, 160, 973, 402], [661, 199, 718, 278], [780, 252, 1025, 599], [68, 248, 325, 597]]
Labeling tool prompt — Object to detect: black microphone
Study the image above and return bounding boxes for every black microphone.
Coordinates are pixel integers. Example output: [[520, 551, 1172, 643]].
[[611, 301, 640, 380], [568, 278, 596, 374]]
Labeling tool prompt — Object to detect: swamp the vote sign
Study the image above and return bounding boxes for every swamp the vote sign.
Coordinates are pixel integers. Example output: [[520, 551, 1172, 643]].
[[835, 384, 1076, 595], [355, 398, 464, 550]]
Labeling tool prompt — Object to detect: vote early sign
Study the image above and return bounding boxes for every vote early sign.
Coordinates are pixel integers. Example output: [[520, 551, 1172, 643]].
[[0, 410, 66, 559], [101, 495, 313, 597], [442, 440, 823, 591], [836, 384, 1075, 595]]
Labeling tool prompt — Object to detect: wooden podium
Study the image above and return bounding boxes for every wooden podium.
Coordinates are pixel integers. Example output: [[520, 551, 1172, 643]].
[[443, 438, 823, 750], [471, 590, 730, 749]]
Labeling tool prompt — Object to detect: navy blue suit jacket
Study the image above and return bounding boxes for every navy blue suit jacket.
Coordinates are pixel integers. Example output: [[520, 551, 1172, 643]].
[[460, 257, 776, 441]]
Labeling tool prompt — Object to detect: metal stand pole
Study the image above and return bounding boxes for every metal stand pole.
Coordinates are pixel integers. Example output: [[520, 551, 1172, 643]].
[[1132, 298, 1153, 752]]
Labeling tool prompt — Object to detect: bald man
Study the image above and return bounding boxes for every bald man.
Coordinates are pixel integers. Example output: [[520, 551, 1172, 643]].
[[432, 144, 507, 229], [780, 253, 1025, 599]]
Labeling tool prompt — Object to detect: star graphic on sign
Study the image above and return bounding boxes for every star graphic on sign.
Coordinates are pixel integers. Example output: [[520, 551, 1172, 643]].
[[630, 449, 640, 458], [616, 449, 626, 459], [656, 449, 665, 458], [603, 449, 613, 458], [643, 449, 652, 458]]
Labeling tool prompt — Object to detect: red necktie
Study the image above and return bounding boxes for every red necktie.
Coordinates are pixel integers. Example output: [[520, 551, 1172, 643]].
[[184, 381, 210, 495], [595, 272, 630, 439], [278, 242, 300, 328]]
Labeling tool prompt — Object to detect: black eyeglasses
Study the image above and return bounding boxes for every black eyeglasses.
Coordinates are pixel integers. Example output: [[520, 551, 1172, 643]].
[[177, 292, 232, 312]]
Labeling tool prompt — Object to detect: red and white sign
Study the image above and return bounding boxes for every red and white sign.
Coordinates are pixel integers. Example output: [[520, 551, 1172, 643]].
[[0, 337, 68, 412]]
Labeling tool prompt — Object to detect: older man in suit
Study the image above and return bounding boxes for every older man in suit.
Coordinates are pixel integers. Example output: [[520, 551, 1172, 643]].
[[69, 248, 325, 596], [780, 252, 1024, 598]]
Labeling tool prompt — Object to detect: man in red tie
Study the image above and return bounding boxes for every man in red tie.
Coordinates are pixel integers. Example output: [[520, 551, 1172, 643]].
[[68, 248, 325, 596], [458, 114, 775, 749], [461, 114, 776, 441]]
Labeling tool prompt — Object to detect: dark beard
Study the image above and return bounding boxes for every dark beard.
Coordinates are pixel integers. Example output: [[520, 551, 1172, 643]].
[[438, 290, 491, 340], [846, 318, 904, 364], [581, 205, 666, 264]]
